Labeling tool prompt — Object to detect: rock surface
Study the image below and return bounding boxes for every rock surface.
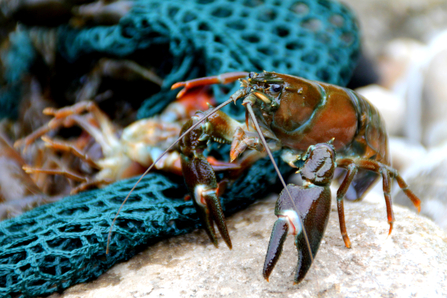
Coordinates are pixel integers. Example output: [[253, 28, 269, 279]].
[[49, 191, 447, 298], [394, 142, 447, 232]]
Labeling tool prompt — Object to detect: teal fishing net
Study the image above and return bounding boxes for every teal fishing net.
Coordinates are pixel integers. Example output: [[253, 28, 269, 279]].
[[2, 0, 359, 119], [0, 0, 360, 297], [0, 154, 289, 297], [59, 0, 359, 119], [0, 30, 36, 118]]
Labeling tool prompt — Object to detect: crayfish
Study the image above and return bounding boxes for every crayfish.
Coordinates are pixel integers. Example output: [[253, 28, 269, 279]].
[[14, 86, 241, 195], [108, 71, 421, 284]]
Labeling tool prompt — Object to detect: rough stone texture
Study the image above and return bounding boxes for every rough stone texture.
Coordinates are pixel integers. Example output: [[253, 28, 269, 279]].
[[48, 190, 447, 298]]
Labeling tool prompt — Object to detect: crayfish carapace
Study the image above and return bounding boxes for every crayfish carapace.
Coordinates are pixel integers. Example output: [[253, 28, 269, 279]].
[[108, 71, 421, 284]]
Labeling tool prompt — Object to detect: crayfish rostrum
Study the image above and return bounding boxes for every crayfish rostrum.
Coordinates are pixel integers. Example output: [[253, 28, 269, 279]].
[[109, 71, 421, 284]]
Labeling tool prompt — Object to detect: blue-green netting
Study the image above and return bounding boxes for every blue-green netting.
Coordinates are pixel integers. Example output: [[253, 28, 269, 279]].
[[0, 0, 360, 297]]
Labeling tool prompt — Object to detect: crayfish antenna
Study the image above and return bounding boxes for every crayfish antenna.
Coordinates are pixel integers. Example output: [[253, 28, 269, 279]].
[[244, 104, 314, 267], [106, 96, 236, 254]]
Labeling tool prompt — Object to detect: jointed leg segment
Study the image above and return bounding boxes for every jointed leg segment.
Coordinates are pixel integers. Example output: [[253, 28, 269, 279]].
[[335, 157, 421, 248]]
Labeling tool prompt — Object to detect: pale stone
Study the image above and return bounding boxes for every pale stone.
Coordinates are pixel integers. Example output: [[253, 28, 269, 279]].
[[394, 142, 447, 232], [50, 192, 447, 298], [422, 47, 447, 147], [376, 38, 425, 90], [341, 0, 447, 57], [362, 32, 447, 146], [388, 137, 427, 172]]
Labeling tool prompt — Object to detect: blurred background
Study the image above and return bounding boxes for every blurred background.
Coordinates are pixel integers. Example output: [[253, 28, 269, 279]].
[[1, 0, 447, 230]]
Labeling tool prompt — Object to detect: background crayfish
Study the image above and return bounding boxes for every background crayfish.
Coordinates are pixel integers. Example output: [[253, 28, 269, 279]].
[[109, 71, 421, 284], [12, 86, 230, 193]]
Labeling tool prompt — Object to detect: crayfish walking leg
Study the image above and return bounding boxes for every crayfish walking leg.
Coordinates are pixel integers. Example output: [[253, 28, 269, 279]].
[[335, 158, 421, 248]]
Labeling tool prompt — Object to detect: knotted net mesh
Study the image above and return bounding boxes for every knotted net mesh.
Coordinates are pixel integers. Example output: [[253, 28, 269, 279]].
[[0, 0, 359, 297]]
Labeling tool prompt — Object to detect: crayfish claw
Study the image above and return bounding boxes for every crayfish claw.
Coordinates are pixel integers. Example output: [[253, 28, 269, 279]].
[[170, 82, 187, 98], [171, 81, 185, 90], [176, 87, 188, 99], [201, 197, 219, 248], [179, 110, 245, 249], [263, 218, 288, 281], [193, 185, 232, 248], [265, 143, 336, 283], [172, 72, 249, 99], [264, 184, 331, 284], [204, 192, 232, 249], [180, 155, 232, 249]]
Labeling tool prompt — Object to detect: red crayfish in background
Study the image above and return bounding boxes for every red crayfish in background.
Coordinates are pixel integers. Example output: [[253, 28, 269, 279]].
[[7, 83, 238, 218]]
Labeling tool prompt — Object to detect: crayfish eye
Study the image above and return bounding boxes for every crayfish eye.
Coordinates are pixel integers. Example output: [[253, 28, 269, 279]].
[[270, 84, 282, 94]]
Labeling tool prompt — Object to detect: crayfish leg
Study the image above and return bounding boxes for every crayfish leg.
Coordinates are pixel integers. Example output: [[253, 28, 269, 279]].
[[394, 175, 421, 213], [335, 162, 358, 248], [341, 169, 379, 202], [336, 158, 421, 243], [40, 136, 101, 169], [22, 166, 88, 183], [381, 169, 395, 235]]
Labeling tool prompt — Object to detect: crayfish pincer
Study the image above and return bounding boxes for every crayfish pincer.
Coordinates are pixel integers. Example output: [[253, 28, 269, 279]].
[[263, 142, 335, 284]]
